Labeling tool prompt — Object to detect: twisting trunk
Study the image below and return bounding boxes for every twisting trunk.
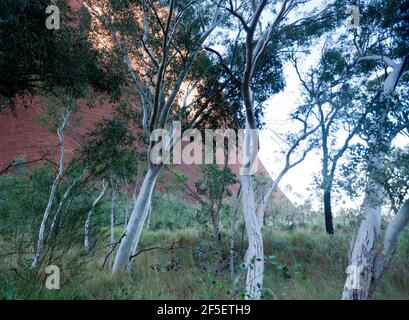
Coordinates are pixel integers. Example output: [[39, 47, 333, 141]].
[[342, 55, 408, 300], [84, 181, 108, 257], [370, 199, 409, 297], [112, 166, 160, 272], [109, 181, 117, 270], [341, 156, 383, 300], [241, 123, 264, 300], [241, 175, 264, 299], [31, 110, 71, 268]]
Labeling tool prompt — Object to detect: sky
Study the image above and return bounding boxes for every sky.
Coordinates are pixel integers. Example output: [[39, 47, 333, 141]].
[[258, 60, 324, 208], [258, 60, 409, 211]]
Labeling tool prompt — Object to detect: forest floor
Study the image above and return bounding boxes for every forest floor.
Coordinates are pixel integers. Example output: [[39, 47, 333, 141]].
[[1, 227, 408, 300]]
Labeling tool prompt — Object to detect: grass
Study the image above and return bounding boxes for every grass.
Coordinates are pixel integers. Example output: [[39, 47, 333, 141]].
[[1, 227, 408, 300]]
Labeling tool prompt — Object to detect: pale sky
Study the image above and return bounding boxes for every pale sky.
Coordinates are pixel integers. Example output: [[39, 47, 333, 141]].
[[259, 60, 324, 207], [259, 61, 409, 211]]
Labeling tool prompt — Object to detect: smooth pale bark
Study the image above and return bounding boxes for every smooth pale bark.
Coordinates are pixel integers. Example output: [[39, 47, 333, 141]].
[[342, 55, 407, 300], [84, 181, 108, 256], [370, 199, 409, 296], [145, 203, 152, 230], [229, 0, 319, 296], [240, 124, 264, 300], [131, 199, 152, 261], [241, 174, 264, 300], [341, 161, 383, 300], [82, 0, 223, 274], [31, 181, 60, 268], [112, 166, 160, 272], [109, 182, 117, 270], [31, 111, 70, 268], [123, 177, 129, 231], [48, 171, 84, 240], [237, 0, 269, 294]]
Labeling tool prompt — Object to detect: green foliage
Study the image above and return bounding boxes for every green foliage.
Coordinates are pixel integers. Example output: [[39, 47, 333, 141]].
[[361, 0, 409, 58], [1, 226, 408, 299], [339, 145, 409, 212], [195, 164, 237, 201], [0, 0, 124, 109], [194, 164, 237, 240], [0, 161, 111, 273], [0, 164, 53, 240], [150, 194, 198, 230], [81, 117, 140, 178], [217, 41, 285, 128]]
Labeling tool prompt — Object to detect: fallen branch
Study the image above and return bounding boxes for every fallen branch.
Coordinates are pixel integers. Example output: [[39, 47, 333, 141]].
[[129, 241, 193, 261], [100, 232, 127, 269]]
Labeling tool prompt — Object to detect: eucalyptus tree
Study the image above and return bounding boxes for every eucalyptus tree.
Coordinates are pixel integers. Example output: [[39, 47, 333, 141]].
[[81, 114, 140, 259], [84, 180, 108, 256], [193, 164, 238, 259], [291, 45, 371, 234], [340, 0, 409, 300], [220, 0, 343, 299], [31, 94, 78, 268], [80, 0, 225, 272]]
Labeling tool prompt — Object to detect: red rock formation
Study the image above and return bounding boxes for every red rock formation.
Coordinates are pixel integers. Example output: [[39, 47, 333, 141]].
[[0, 97, 288, 210]]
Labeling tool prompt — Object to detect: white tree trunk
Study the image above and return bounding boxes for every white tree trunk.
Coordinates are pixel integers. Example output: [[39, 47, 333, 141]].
[[31, 180, 60, 268], [48, 171, 84, 240], [31, 110, 70, 268], [241, 175, 264, 300], [145, 203, 152, 230], [341, 160, 383, 300], [342, 55, 407, 300], [112, 166, 160, 272], [241, 124, 264, 300], [84, 181, 108, 256], [370, 199, 409, 295], [109, 182, 117, 270]]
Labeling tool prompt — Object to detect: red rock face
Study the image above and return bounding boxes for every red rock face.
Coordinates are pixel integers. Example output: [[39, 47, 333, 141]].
[[0, 97, 288, 209], [0, 96, 115, 169]]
